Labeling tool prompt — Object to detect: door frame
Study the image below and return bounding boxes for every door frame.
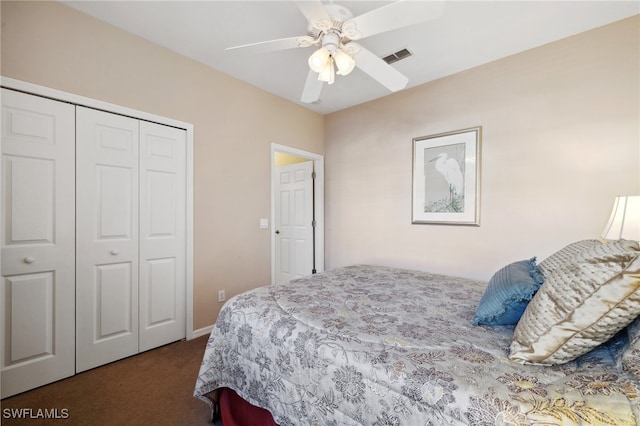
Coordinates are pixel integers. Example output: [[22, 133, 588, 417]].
[[271, 143, 324, 284], [0, 76, 196, 340]]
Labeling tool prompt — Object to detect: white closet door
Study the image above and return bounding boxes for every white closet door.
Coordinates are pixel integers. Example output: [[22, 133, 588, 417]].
[[76, 107, 139, 373], [1, 89, 75, 397], [139, 121, 186, 351]]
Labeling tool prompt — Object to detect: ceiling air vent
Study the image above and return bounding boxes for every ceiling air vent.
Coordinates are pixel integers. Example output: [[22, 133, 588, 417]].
[[382, 48, 413, 64]]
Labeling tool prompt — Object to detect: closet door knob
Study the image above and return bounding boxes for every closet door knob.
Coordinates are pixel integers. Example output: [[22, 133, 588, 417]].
[[110, 249, 120, 256], [24, 256, 35, 264]]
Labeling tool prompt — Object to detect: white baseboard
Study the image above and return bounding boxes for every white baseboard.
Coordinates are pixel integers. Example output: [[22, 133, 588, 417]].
[[191, 325, 214, 339]]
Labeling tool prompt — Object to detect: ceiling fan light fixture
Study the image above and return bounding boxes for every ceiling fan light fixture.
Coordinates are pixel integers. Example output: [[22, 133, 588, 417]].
[[308, 47, 331, 73], [317, 57, 335, 84], [333, 49, 355, 76]]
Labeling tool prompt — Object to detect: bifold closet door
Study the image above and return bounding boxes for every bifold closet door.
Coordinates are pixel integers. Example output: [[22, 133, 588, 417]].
[[76, 107, 140, 373], [139, 122, 186, 351], [76, 108, 187, 372], [1, 89, 76, 398]]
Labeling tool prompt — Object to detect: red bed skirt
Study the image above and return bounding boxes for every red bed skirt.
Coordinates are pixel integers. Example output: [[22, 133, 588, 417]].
[[219, 387, 279, 426]]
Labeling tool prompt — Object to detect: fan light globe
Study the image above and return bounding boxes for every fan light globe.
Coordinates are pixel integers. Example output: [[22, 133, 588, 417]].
[[317, 57, 335, 84], [308, 47, 330, 73], [333, 49, 355, 76]]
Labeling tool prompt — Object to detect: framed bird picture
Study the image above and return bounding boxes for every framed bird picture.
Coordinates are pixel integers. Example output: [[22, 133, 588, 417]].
[[412, 127, 481, 225]]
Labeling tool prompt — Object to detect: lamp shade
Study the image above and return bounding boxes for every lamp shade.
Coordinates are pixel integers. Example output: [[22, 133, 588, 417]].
[[308, 47, 330, 73], [601, 195, 640, 241]]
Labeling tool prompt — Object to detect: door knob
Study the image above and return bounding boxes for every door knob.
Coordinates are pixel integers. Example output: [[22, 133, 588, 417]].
[[275, 230, 280, 234], [24, 256, 35, 264], [110, 249, 120, 255]]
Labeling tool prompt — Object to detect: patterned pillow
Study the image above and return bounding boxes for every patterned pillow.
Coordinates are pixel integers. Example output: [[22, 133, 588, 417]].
[[622, 316, 640, 381], [471, 258, 544, 326], [537, 239, 601, 278], [510, 240, 640, 365]]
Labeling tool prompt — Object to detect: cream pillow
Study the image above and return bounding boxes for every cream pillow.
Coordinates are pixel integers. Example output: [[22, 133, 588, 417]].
[[537, 239, 601, 278], [510, 240, 640, 365]]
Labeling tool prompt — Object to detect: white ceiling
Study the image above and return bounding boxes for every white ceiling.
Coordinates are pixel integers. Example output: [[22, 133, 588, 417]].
[[61, 1, 639, 115]]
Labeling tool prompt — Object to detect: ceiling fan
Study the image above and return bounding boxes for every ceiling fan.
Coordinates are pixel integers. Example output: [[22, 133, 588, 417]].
[[225, 1, 444, 104]]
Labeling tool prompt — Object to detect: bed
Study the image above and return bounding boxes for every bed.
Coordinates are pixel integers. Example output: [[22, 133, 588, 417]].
[[194, 240, 640, 425]]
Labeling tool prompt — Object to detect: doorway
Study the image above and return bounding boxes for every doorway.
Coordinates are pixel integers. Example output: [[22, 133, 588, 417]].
[[271, 144, 324, 284]]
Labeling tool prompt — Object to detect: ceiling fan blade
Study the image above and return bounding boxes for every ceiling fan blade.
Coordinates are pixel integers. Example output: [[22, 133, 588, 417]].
[[342, 1, 444, 40], [350, 43, 408, 92], [296, 1, 331, 29], [301, 70, 324, 104], [225, 36, 315, 55]]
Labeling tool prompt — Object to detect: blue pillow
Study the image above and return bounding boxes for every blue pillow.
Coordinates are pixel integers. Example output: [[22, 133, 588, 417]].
[[471, 257, 544, 326]]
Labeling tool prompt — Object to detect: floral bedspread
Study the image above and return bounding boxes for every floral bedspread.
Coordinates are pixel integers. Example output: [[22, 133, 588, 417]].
[[194, 265, 640, 425]]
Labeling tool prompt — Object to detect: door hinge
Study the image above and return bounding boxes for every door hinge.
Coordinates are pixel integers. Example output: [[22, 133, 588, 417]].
[[312, 220, 317, 227], [311, 171, 316, 179]]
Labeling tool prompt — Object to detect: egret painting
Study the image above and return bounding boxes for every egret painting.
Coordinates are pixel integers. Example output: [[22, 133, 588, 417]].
[[425, 145, 465, 212], [412, 127, 481, 226]]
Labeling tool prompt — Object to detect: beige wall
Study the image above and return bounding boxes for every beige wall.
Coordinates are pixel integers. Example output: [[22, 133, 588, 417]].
[[324, 16, 639, 280], [0, 1, 324, 330]]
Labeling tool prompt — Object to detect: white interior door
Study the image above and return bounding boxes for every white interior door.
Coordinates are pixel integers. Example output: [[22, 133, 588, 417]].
[[139, 121, 186, 352], [275, 161, 314, 284], [76, 107, 139, 373], [1, 89, 76, 397]]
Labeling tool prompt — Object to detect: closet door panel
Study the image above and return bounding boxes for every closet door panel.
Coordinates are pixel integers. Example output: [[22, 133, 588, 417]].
[[6, 273, 54, 360], [97, 165, 135, 238], [139, 121, 186, 352], [5, 157, 53, 242], [76, 107, 139, 373], [96, 262, 134, 338], [1, 89, 75, 398]]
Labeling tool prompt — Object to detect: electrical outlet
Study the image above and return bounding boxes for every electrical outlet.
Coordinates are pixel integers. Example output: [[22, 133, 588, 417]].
[[218, 290, 226, 302]]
